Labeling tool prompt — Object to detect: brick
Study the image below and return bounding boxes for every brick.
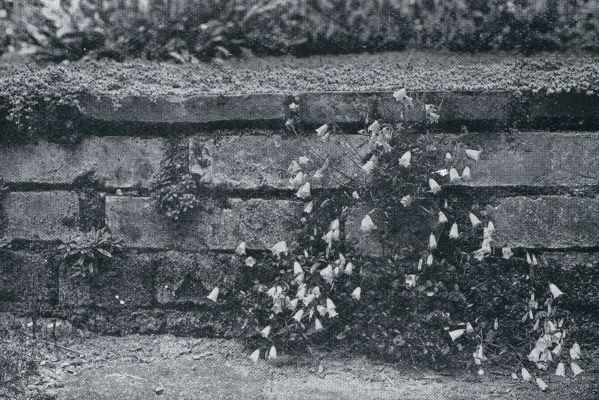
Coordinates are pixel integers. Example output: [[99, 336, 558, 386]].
[[58, 251, 154, 308], [189, 134, 370, 190], [345, 204, 435, 258], [77, 93, 287, 124], [0, 250, 54, 311], [1, 191, 79, 241], [299, 91, 513, 124], [429, 132, 599, 187], [105, 196, 303, 250], [154, 251, 241, 306], [0, 137, 167, 188], [490, 196, 599, 249]]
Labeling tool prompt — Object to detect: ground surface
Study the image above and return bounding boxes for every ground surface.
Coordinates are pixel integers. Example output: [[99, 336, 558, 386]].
[[2, 328, 598, 400], [1, 52, 599, 98]]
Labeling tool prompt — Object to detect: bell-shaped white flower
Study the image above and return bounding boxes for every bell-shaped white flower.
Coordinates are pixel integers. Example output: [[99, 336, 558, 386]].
[[351, 287, 361, 300], [400, 195, 413, 207], [465, 149, 481, 162], [449, 167, 460, 182], [304, 201, 313, 214], [311, 286, 321, 298], [345, 262, 354, 275], [235, 242, 246, 256], [314, 318, 324, 332], [571, 362, 584, 376], [569, 342, 581, 360], [521, 367, 532, 381], [360, 215, 377, 232], [249, 349, 260, 363], [469, 212, 482, 227], [260, 326, 271, 338], [466, 322, 474, 333], [502, 247, 513, 259], [536, 378, 548, 391], [298, 156, 310, 165], [445, 152, 453, 161], [429, 178, 441, 194], [320, 264, 334, 284], [296, 182, 311, 199], [393, 88, 407, 102], [417, 258, 423, 271], [289, 171, 305, 188], [438, 211, 448, 224], [398, 151, 411, 168], [302, 293, 315, 307], [449, 223, 459, 239], [296, 285, 306, 299], [287, 160, 301, 176], [428, 233, 437, 251], [268, 345, 277, 360], [245, 256, 256, 267], [315, 124, 329, 138], [207, 287, 219, 302], [405, 274, 417, 288], [368, 120, 381, 133], [449, 329, 465, 341], [361, 155, 377, 174], [552, 343, 562, 356], [271, 241, 288, 257], [287, 298, 299, 311], [426, 254, 434, 266], [293, 309, 304, 322], [550, 283, 564, 299], [317, 305, 327, 316], [555, 362, 565, 377], [326, 298, 336, 311], [461, 166, 471, 181], [487, 221, 495, 234]]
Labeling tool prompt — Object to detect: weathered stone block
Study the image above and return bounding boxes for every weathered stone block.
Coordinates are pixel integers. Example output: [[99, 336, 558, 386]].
[[154, 251, 241, 306], [490, 196, 599, 249], [105, 196, 303, 250], [1, 191, 79, 241], [189, 134, 370, 189], [0, 250, 54, 311], [78, 94, 287, 124], [58, 252, 154, 308], [300, 91, 513, 124], [429, 131, 599, 187], [0, 137, 167, 188], [345, 204, 435, 258]]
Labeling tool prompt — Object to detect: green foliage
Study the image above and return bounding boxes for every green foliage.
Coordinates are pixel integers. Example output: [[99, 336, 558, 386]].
[[229, 92, 591, 388], [58, 227, 122, 277], [151, 141, 200, 221], [0, 67, 81, 143], [4, 0, 599, 61]]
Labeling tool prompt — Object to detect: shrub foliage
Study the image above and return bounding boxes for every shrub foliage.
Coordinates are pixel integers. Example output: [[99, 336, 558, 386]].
[[1, 0, 599, 60]]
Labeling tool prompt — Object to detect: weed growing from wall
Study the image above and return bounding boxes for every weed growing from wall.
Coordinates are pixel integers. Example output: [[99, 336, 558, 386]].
[[58, 227, 122, 278], [150, 140, 200, 222]]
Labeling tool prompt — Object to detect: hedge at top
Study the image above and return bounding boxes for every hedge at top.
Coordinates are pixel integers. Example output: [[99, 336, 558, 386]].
[[1, 0, 598, 62]]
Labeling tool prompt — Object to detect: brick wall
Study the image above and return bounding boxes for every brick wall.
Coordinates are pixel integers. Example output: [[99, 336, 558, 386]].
[[1, 90, 598, 332]]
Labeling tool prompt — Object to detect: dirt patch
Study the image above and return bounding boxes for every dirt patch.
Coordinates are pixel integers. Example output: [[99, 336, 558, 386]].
[[1, 321, 598, 400]]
